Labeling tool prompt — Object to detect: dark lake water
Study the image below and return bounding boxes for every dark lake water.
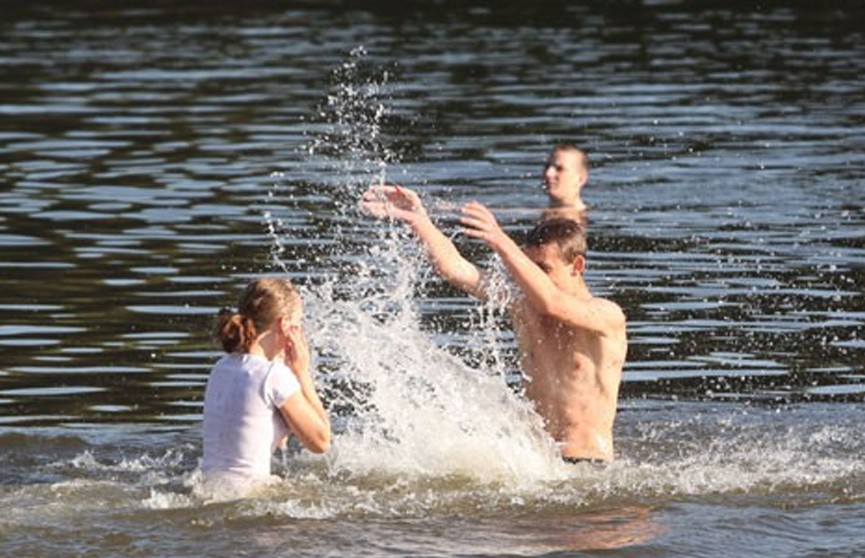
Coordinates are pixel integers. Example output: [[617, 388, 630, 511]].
[[1, 2, 864, 557]]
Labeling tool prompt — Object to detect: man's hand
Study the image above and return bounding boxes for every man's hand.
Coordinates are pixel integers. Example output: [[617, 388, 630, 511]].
[[460, 201, 509, 249], [361, 184, 427, 224]]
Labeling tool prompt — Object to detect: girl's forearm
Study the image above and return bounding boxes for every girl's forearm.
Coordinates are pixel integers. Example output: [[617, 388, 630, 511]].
[[297, 370, 330, 425]]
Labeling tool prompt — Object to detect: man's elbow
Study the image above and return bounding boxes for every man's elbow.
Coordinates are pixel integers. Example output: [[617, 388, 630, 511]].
[[440, 266, 481, 297], [441, 272, 473, 294]]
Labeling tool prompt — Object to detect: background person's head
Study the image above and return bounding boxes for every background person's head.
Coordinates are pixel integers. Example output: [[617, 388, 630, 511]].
[[214, 278, 301, 353], [544, 144, 589, 207]]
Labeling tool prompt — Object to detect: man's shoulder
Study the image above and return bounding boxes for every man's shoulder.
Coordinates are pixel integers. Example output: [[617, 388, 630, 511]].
[[594, 295, 626, 319], [582, 295, 627, 337]]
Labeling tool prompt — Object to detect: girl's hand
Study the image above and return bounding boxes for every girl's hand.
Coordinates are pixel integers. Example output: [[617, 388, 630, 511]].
[[284, 325, 311, 377]]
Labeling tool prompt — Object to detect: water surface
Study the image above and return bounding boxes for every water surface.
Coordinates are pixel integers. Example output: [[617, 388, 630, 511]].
[[1, 2, 863, 556]]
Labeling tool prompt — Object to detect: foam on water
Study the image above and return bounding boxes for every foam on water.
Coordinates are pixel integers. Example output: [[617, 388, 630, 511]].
[[8, 406, 859, 547], [613, 406, 865, 500], [3, 406, 861, 528]]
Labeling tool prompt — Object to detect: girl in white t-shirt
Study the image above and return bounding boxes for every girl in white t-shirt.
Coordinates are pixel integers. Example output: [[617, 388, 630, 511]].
[[201, 278, 330, 495]]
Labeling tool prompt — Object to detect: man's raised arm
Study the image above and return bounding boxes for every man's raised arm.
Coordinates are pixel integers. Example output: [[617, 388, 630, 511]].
[[361, 185, 485, 299]]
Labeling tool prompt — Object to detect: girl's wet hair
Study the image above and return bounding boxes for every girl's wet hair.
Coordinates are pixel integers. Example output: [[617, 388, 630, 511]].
[[214, 278, 300, 353], [524, 218, 587, 262]]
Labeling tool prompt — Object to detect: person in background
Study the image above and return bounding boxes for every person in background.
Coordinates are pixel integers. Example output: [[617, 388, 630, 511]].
[[361, 185, 626, 463], [202, 278, 330, 493], [540, 143, 590, 227]]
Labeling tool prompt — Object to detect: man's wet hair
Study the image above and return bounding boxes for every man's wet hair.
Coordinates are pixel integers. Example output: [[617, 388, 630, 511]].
[[524, 218, 587, 261]]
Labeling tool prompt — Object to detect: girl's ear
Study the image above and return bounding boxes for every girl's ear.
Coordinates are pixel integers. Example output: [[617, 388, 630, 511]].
[[572, 254, 586, 276]]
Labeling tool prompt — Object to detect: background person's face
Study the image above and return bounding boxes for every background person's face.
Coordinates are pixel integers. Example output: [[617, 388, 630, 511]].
[[544, 150, 583, 203]]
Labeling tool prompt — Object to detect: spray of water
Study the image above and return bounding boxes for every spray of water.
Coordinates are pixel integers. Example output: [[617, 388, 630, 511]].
[[263, 47, 563, 485]]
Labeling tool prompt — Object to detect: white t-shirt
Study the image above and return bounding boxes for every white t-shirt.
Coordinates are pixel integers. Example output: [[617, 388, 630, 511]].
[[202, 353, 301, 480]]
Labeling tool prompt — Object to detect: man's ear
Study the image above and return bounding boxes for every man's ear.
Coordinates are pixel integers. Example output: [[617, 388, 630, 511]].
[[572, 254, 586, 276]]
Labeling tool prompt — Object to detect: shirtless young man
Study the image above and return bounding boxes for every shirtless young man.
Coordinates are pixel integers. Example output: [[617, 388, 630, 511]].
[[541, 144, 590, 227], [361, 185, 627, 462]]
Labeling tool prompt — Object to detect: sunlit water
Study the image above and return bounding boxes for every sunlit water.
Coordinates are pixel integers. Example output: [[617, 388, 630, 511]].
[[1, 2, 864, 557]]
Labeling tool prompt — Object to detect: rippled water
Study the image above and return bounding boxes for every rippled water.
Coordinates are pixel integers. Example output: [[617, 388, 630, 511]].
[[1, 2, 864, 557]]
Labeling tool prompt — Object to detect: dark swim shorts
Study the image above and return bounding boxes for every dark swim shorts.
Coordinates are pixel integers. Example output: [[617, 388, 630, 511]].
[[562, 456, 608, 466]]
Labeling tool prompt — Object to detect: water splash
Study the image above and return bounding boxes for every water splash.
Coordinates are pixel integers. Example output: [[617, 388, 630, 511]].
[[263, 49, 562, 485], [304, 283, 560, 482], [306, 45, 400, 171]]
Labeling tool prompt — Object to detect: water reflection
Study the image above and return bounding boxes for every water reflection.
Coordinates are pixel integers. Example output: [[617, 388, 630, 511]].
[[534, 506, 665, 553]]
